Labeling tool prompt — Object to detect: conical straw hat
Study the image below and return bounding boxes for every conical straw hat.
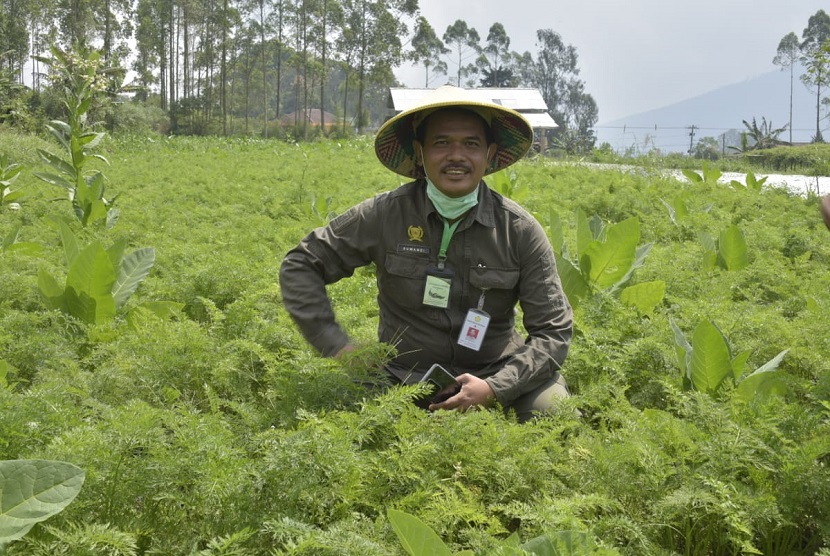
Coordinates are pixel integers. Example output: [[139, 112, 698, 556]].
[[375, 85, 534, 178]]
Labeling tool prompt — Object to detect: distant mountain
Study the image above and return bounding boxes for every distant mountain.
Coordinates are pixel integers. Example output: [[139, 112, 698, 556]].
[[595, 66, 822, 153]]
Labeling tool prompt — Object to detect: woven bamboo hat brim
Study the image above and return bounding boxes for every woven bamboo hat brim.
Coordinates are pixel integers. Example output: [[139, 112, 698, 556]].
[[375, 85, 534, 178]]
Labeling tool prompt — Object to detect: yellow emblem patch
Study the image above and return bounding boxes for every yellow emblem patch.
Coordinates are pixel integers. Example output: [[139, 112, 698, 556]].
[[408, 225, 424, 242]]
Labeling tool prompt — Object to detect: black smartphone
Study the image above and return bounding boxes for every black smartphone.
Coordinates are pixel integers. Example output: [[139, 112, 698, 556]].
[[415, 364, 461, 409]]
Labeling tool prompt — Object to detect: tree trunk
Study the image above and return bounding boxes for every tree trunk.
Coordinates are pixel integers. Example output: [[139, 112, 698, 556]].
[[221, 0, 228, 136]]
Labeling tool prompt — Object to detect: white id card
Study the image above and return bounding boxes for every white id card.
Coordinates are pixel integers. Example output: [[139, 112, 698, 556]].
[[457, 309, 490, 351]]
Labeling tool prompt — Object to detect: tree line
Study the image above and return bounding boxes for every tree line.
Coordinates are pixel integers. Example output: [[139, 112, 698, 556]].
[[774, 8, 830, 145], [0, 0, 598, 151]]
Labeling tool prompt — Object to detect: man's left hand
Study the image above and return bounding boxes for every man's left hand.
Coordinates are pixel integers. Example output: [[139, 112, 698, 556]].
[[429, 373, 496, 412]]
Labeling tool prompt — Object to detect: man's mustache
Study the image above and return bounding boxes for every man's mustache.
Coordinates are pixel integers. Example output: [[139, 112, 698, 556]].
[[441, 164, 471, 172]]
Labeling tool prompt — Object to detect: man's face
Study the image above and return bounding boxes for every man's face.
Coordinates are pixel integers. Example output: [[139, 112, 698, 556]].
[[414, 108, 496, 198]]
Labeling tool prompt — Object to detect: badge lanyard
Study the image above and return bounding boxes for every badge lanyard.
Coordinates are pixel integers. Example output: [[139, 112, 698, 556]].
[[437, 218, 461, 268], [421, 218, 492, 351], [422, 218, 460, 308], [458, 287, 490, 351]]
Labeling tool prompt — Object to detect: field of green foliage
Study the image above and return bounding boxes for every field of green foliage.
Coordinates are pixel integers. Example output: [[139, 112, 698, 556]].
[[1, 130, 830, 555]]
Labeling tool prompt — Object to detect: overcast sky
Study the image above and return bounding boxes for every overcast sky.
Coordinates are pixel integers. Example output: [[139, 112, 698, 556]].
[[395, 1, 829, 123]]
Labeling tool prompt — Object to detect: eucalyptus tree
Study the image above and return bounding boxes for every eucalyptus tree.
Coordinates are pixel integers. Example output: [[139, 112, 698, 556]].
[[236, 0, 273, 133], [0, 0, 31, 75], [800, 9, 830, 142], [99, 0, 134, 62], [559, 79, 598, 153], [409, 16, 449, 87], [218, 0, 242, 134], [774, 32, 801, 144], [132, 0, 159, 101], [801, 41, 830, 143], [133, 0, 167, 105], [477, 22, 511, 88], [268, 0, 291, 136], [340, 0, 416, 132], [313, 0, 343, 131], [54, 0, 98, 48], [287, 0, 315, 135], [511, 50, 535, 87], [28, 0, 57, 90], [532, 28, 596, 153], [234, 20, 256, 133], [533, 28, 577, 122], [334, 14, 359, 131], [442, 19, 479, 87]]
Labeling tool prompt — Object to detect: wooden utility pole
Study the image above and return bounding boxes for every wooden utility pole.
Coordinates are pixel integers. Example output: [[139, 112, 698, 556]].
[[687, 125, 697, 155]]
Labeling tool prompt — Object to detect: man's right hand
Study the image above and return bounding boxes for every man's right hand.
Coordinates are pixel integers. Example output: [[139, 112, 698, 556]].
[[335, 344, 355, 358], [429, 373, 496, 412]]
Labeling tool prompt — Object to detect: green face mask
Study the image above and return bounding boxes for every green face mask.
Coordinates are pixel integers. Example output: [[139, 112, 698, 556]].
[[426, 177, 479, 220]]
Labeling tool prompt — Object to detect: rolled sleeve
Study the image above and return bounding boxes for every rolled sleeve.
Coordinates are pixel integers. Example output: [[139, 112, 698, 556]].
[[483, 219, 573, 404]]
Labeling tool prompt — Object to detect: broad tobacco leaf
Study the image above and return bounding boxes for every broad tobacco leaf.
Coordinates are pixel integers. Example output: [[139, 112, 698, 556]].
[[0, 459, 85, 546], [523, 530, 595, 556], [387, 509, 452, 556], [547, 209, 564, 256], [65, 241, 117, 324], [736, 349, 789, 402], [581, 216, 639, 289], [690, 320, 733, 395], [717, 225, 749, 271], [112, 248, 155, 310], [620, 280, 666, 315], [555, 254, 590, 309]]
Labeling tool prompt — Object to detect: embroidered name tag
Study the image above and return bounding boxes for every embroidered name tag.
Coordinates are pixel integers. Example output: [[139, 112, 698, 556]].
[[398, 243, 430, 255]]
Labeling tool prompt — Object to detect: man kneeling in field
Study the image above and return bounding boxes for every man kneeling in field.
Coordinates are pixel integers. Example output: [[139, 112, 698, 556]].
[[279, 86, 574, 422]]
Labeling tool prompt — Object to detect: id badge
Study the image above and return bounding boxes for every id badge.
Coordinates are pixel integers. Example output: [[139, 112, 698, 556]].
[[457, 309, 490, 351], [422, 265, 453, 308]]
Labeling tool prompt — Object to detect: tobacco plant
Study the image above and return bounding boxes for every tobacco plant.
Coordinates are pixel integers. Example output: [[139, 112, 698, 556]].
[[729, 171, 768, 192], [551, 209, 663, 313], [37, 220, 155, 325], [388, 508, 611, 556], [32, 46, 122, 228], [671, 318, 788, 400], [0, 459, 85, 550], [700, 224, 749, 271], [0, 154, 24, 210]]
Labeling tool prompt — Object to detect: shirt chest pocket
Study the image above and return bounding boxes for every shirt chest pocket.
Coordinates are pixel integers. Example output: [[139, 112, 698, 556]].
[[383, 253, 431, 309], [469, 266, 520, 316]]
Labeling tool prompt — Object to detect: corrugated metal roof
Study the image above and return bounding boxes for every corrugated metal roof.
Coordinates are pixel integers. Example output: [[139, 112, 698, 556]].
[[388, 87, 558, 128], [522, 112, 558, 128]]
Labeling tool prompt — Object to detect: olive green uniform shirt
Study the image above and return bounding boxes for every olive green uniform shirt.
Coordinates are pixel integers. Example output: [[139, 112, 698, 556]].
[[279, 179, 573, 405]]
